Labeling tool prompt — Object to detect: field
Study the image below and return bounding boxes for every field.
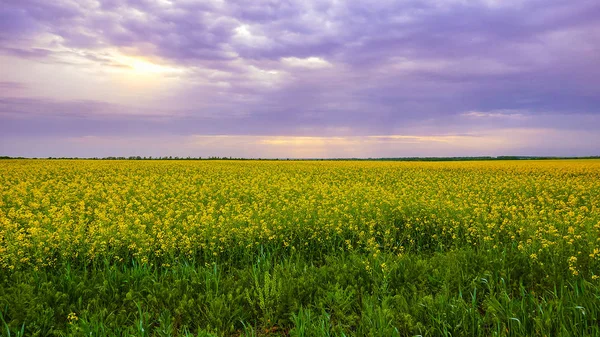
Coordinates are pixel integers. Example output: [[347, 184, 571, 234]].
[[1, 159, 599, 336]]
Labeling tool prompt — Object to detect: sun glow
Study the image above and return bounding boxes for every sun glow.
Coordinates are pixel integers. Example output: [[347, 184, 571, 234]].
[[116, 55, 184, 76], [99, 53, 188, 95], [129, 59, 167, 74]]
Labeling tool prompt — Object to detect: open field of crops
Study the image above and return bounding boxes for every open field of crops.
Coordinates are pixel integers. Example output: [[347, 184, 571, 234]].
[[1, 159, 599, 336]]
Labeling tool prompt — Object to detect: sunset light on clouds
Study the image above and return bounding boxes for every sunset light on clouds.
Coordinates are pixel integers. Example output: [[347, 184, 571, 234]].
[[1, 0, 599, 158]]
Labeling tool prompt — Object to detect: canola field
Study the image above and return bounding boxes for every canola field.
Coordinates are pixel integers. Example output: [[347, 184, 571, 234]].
[[1, 160, 599, 336]]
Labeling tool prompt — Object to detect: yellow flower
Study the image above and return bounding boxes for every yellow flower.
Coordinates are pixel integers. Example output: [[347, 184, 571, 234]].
[[67, 312, 78, 323]]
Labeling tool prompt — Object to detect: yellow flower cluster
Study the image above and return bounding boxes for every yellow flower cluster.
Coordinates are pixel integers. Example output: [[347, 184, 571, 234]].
[[1, 159, 599, 278]]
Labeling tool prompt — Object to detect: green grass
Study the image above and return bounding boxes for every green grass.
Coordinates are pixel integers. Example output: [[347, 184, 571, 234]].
[[1, 247, 599, 336]]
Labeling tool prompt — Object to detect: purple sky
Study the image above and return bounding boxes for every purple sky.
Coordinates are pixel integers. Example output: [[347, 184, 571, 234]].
[[1, 0, 599, 158]]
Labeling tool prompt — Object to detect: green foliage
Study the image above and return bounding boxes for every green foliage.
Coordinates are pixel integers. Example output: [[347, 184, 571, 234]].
[[1, 250, 599, 336], [245, 268, 283, 327]]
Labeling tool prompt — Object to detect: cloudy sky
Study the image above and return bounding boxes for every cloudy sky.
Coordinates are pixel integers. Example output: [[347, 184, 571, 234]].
[[1, 0, 599, 158]]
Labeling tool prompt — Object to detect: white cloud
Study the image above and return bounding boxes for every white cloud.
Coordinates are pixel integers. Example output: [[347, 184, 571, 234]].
[[232, 24, 272, 48], [281, 56, 332, 69], [461, 110, 527, 119]]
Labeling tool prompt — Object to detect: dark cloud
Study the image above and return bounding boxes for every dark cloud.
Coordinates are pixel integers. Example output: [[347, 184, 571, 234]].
[[3, 0, 599, 69], [2, 0, 599, 61]]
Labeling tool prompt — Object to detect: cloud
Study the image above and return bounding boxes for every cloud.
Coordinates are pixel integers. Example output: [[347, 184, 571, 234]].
[[0, 0, 599, 157], [461, 110, 527, 119], [0, 47, 53, 59], [0, 97, 174, 120], [0, 81, 26, 90], [281, 56, 332, 69], [3, 0, 593, 65]]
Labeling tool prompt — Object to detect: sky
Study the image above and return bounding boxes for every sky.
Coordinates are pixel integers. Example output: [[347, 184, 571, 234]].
[[1, 0, 599, 158]]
